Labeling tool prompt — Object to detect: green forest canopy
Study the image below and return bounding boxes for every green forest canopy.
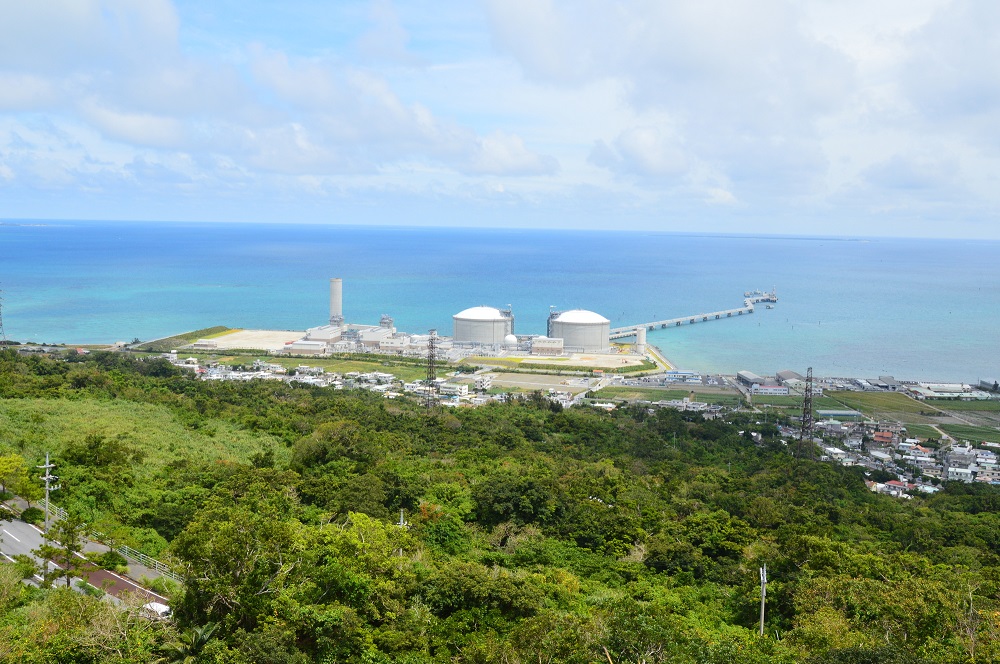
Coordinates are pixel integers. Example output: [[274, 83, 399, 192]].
[[1, 349, 999, 663]]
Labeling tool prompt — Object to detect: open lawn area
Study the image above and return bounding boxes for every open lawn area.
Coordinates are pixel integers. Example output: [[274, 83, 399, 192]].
[[939, 424, 1000, 444]]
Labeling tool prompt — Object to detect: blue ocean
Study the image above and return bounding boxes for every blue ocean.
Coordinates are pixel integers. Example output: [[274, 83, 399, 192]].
[[1, 220, 998, 383]]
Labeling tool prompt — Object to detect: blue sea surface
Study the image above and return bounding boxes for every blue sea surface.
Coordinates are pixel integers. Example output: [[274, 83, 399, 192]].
[[1, 220, 997, 382]]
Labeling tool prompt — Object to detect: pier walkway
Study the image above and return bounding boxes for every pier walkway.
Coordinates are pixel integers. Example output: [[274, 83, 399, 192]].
[[610, 290, 777, 340]]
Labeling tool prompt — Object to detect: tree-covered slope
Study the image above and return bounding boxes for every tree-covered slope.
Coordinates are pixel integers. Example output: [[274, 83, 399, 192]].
[[1, 349, 998, 663]]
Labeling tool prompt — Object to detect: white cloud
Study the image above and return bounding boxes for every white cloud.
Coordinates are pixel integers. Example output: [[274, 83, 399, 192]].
[[589, 125, 688, 178], [0, 74, 60, 111], [466, 130, 558, 175], [78, 100, 187, 148], [0, 0, 998, 236]]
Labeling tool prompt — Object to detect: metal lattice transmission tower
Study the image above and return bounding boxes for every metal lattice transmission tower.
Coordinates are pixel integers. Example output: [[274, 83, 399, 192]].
[[0, 285, 7, 346], [797, 367, 815, 459], [425, 329, 438, 407]]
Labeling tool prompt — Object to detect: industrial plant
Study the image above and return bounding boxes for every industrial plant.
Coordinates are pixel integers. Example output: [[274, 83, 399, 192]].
[[186, 278, 773, 370], [269, 278, 632, 361]]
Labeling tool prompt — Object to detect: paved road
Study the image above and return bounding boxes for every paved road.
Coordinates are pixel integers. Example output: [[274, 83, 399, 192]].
[[1, 510, 167, 603]]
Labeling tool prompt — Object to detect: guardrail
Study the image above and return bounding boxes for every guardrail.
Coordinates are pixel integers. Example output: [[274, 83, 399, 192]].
[[42, 499, 182, 583]]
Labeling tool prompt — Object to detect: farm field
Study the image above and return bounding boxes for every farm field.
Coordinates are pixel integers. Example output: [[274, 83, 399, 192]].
[[939, 424, 1000, 444], [926, 399, 1000, 411], [900, 424, 943, 440], [827, 391, 928, 414], [596, 386, 743, 406], [752, 395, 845, 410]]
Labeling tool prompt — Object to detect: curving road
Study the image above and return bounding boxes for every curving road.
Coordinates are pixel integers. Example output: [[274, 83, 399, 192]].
[[1, 508, 168, 603]]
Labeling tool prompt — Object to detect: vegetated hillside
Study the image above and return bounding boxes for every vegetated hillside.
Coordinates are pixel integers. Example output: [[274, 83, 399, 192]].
[[1, 350, 999, 663]]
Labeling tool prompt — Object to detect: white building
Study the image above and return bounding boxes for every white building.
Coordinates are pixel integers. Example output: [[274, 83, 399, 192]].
[[285, 340, 328, 355], [530, 337, 564, 356], [440, 383, 469, 397]]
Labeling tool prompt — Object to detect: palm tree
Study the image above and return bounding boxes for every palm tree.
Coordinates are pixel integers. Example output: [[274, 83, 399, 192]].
[[158, 622, 219, 663]]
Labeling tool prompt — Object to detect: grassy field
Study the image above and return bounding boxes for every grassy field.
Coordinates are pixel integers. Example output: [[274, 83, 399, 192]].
[[926, 399, 1000, 412], [901, 424, 942, 440], [939, 424, 1000, 444], [135, 326, 233, 352], [827, 391, 928, 415], [0, 398, 288, 474], [752, 395, 845, 410], [596, 386, 743, 406], [469, 357, 658, 375]]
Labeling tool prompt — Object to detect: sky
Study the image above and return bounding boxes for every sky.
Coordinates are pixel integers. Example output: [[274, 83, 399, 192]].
[[1, 0, 999, 238]]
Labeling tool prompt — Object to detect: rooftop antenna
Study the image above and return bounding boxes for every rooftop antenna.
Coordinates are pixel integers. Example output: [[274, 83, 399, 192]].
[[425, 329, 438, 408]]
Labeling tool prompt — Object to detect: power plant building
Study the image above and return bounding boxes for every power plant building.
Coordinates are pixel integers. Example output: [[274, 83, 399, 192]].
[[547, 309, 610, 353], [452, 306, 514, 346]]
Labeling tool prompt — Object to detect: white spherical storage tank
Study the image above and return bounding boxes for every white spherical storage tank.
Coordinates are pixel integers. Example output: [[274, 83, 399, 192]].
[[547, 309, 610, 353], [452, 306, 514, 345]]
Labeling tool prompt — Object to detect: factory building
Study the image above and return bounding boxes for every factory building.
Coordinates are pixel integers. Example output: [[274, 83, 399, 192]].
[[530, 337, 563, 356], [547, 309, 610, 353], [452, 306, 514, 346]]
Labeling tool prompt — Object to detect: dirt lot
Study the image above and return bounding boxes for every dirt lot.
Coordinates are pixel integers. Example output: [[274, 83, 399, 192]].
[[520, 352, 647, 369], [205, 329, 305, 352], [490, 372, 599, 395]]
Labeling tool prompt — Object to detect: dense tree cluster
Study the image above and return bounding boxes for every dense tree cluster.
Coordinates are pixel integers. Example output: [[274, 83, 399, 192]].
[[1, 349, 999, 662]]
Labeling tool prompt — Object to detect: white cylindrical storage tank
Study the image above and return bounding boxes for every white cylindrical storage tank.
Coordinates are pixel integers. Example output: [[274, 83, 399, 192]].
[[452, 306, 514, 345], [547, 309, 610, 353], [635, 326, 647, 354], [329, 278, 344, 325]]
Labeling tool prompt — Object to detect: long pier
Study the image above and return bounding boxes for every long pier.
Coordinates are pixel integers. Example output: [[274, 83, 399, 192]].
[[609, 290, 777, 340]]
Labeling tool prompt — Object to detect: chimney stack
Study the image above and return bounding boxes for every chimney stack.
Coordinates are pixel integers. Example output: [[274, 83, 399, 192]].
[[329, 278, 344, 326]]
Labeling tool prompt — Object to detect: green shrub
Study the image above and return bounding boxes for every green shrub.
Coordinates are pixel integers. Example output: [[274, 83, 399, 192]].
[[97, 549, 129, 570], [141, 575, 181, 596], [20, 506, 43, 524], [12, 554, 38, 579], [76, 579, 104, 597]]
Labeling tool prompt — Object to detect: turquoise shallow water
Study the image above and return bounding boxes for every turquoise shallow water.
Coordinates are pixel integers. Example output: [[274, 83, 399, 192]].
[[1, 221, 997, 382]]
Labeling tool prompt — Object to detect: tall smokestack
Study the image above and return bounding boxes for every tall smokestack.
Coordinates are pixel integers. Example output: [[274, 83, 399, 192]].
[[329, 278, 344, 326]]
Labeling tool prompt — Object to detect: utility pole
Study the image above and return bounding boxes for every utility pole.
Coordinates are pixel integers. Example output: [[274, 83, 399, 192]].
[[396, 509, 407, 557], [37, 453, 60, 533], [759, 563, 768, 636]]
